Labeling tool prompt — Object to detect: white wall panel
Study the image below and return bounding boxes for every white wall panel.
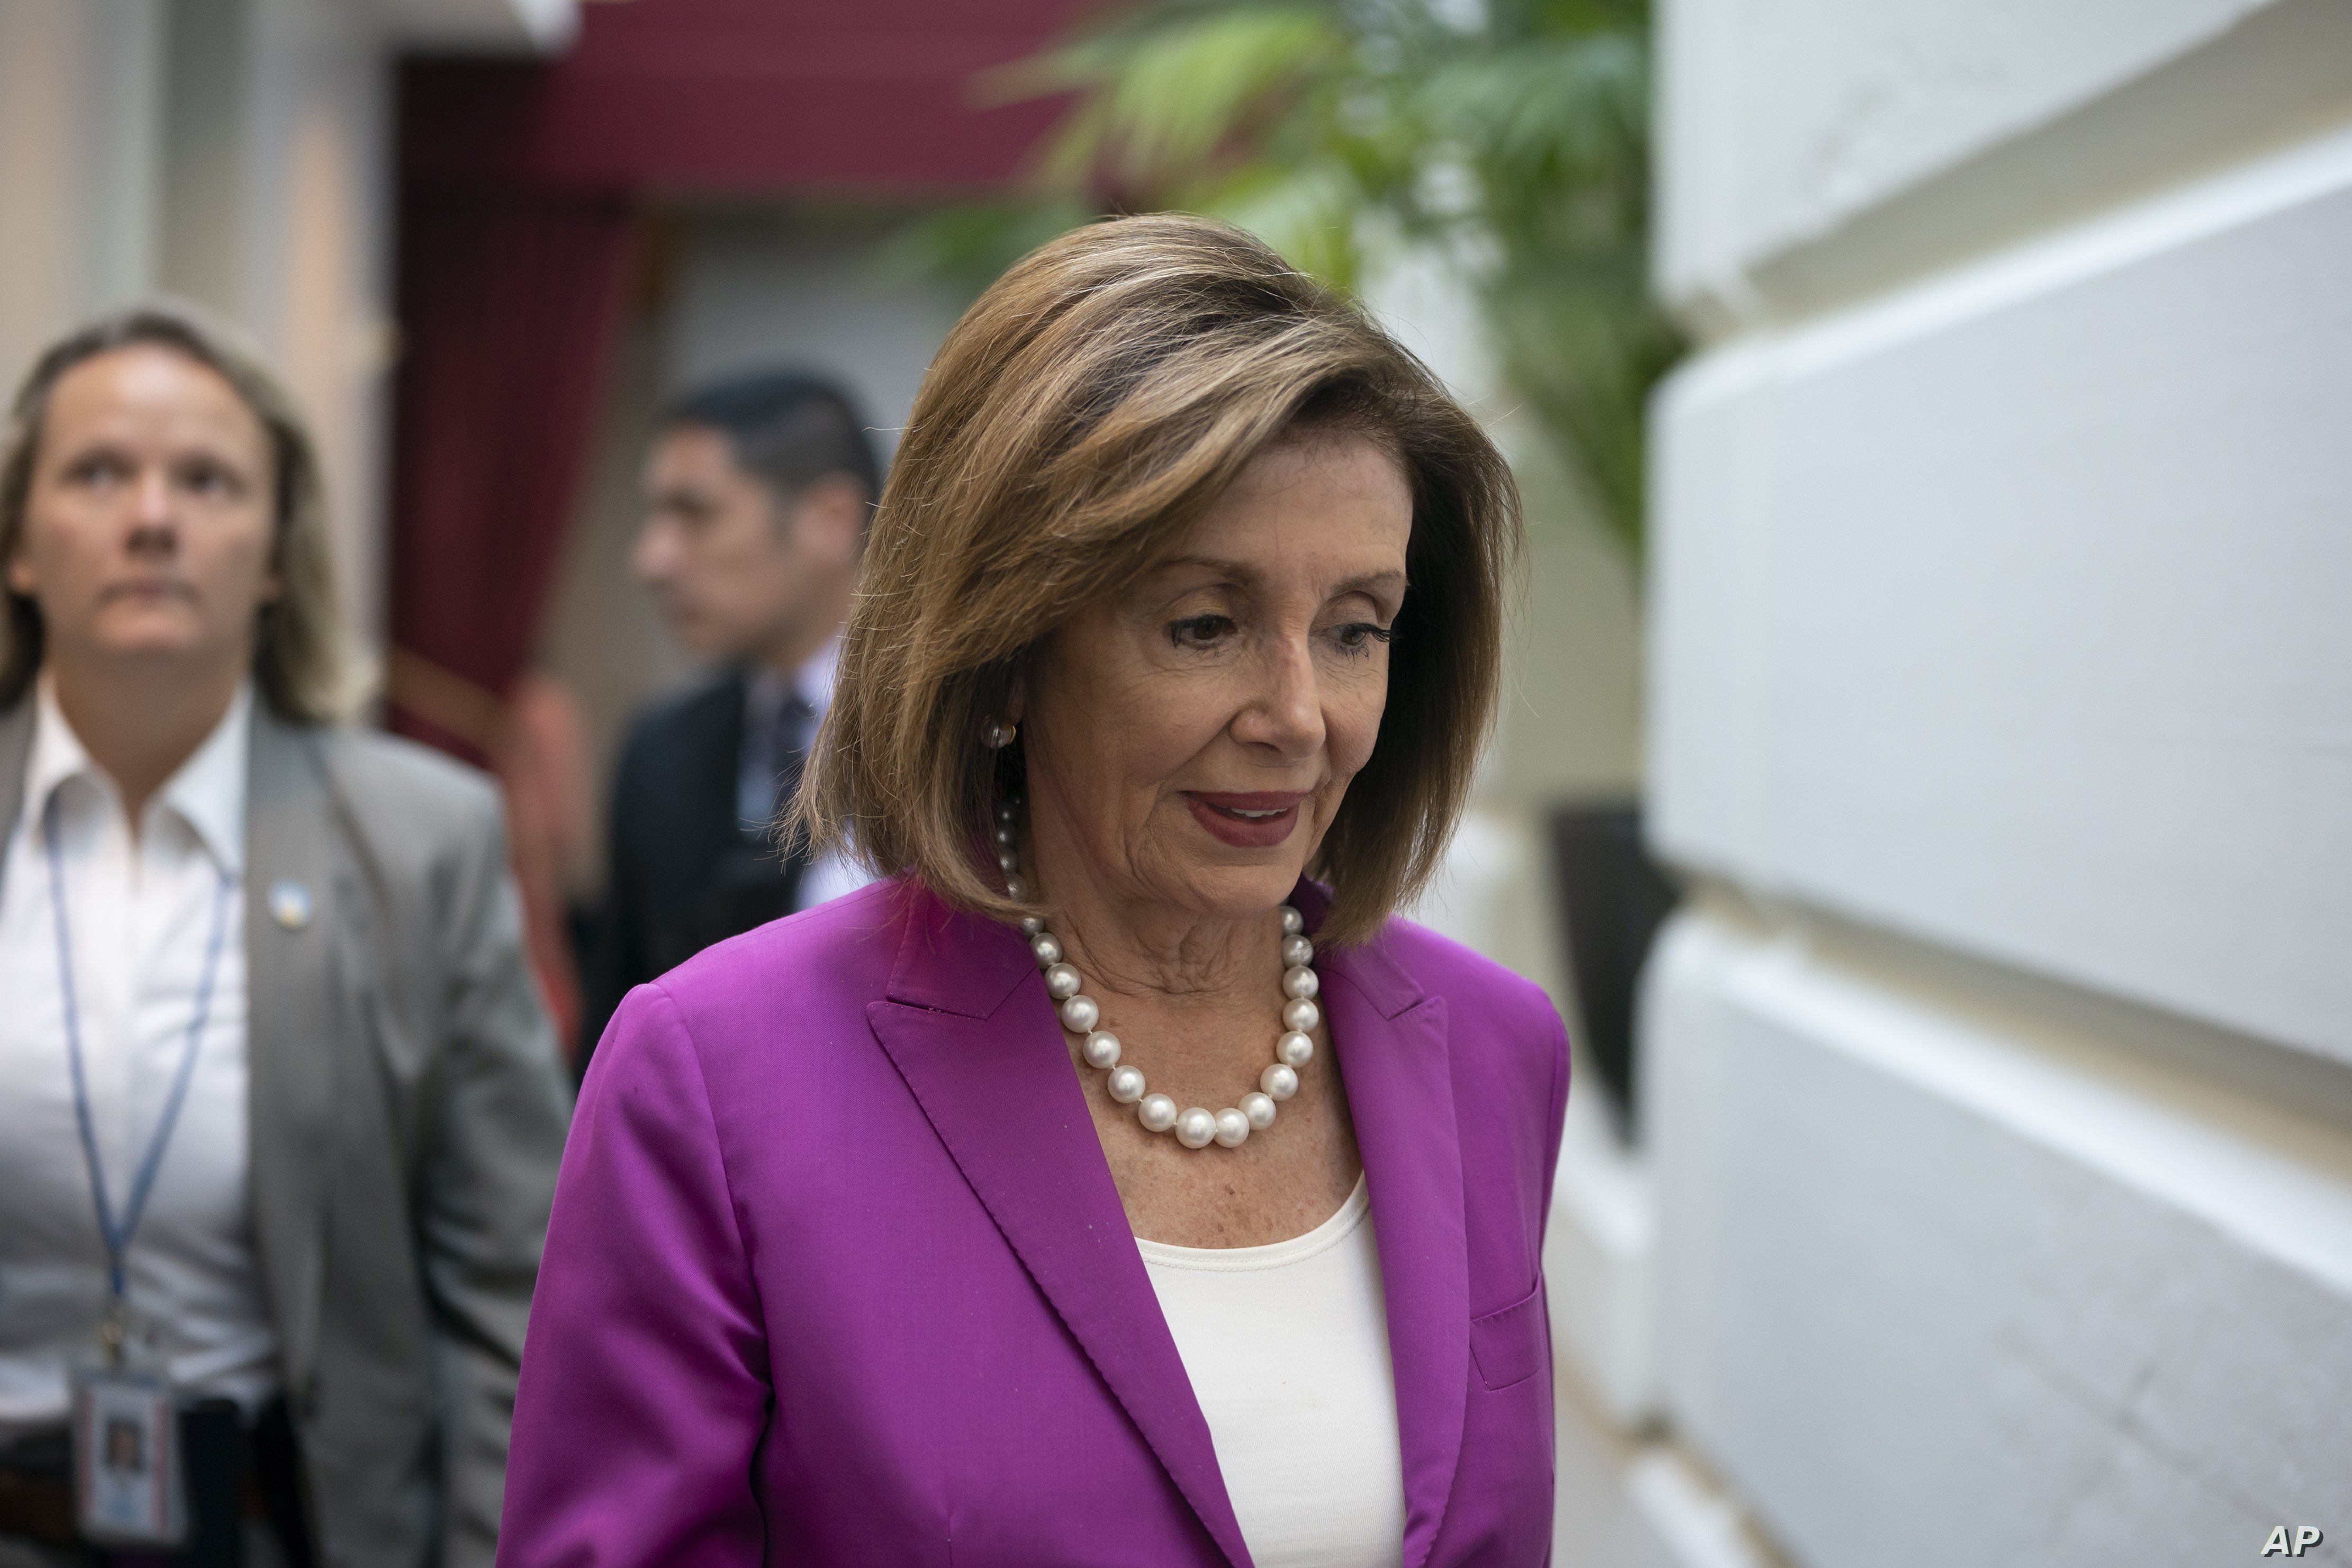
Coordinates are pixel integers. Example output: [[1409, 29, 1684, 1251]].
[[1648, 128, 2352, 1063], [1645, 910, 2352, 1568], [1654, 0, 2315, 316]]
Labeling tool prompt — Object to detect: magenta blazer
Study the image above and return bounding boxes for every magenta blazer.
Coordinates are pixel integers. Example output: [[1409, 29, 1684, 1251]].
[[500, 876, 1569, 1567]]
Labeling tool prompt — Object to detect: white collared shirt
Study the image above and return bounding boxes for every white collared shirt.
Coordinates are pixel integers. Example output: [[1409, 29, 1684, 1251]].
[[0, 679, 278, 1436], [744, 635, 869, 913]]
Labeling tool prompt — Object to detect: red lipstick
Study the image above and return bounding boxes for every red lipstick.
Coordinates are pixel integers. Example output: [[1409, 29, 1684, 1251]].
[[1182, 790, 1309, 849]]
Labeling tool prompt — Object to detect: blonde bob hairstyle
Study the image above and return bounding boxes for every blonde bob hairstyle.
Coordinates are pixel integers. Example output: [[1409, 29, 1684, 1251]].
[[798, 214, 1520, 946], [0, 302, 367, 723]]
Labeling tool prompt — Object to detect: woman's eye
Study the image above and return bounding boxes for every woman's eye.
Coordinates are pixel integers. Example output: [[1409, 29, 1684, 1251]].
[[65, 454, 131, 488], [1168, 613, 1235, 649], [180, 460, 241, 499], [1329, 621, 1394, 656]]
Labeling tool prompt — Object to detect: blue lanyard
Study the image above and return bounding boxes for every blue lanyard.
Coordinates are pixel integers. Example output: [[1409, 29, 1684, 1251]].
[[42, 795, 234, 1305]]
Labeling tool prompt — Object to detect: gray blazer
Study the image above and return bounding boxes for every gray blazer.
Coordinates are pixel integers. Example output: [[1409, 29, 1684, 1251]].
[[0, 697, 572, 1568]]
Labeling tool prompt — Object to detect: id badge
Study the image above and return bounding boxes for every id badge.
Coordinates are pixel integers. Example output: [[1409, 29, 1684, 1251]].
[[69, 1358, 188, 1547]]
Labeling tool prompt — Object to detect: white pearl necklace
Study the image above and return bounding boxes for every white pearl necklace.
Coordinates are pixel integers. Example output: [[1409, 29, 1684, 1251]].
[[995, 808, 1320, 1151]]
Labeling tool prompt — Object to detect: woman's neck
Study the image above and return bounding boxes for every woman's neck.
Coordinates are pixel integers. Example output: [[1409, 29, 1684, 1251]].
[[1024, 824, 1290, 1062], [47, 650, 246, 826], [1051, 895, 1272, 1002]]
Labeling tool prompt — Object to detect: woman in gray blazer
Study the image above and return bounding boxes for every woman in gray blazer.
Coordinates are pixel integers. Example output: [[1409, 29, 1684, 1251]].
[[0, 305, 569, 1567]]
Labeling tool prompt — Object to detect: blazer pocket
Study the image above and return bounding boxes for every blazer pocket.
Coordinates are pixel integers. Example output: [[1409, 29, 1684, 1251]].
[[1469, 1282, 1548, 1391]]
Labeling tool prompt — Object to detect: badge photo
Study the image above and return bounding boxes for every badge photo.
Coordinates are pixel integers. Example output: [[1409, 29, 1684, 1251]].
[[71, 1362, 188, 1547]]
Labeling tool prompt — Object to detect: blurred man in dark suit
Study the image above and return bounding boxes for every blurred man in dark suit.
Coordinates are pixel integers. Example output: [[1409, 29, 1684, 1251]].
[[578, 372, 880, 1073]]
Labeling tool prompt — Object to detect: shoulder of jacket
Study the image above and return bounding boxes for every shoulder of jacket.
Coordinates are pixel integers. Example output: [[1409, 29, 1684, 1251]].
[[305, 722, 503, 853], [663, 876, 906, 1000], [1372, 914, 1565, 1049]]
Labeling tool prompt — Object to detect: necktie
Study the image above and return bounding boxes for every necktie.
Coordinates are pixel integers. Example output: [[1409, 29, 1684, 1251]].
[[740, 687, 817, 835]]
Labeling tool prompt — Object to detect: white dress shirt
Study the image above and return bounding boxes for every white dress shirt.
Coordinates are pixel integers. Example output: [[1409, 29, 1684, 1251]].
[[0, 679, 278, 1437], [1137, 1176, 1408, 1568]]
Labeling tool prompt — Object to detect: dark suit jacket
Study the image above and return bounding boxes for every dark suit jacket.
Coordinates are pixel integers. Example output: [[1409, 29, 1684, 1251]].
[[579, 669, 809, 1071], [0, 699, 572, 1568]]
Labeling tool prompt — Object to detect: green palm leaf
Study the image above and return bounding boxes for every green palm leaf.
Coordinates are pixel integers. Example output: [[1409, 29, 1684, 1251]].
[[915, 0, 1681, 558]]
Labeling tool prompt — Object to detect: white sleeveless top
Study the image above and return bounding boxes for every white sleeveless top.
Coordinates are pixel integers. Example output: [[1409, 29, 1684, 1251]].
[[1136, 1177, 1407, 1568]]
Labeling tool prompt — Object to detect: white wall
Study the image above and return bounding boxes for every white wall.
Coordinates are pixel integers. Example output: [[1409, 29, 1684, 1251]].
[[1647, 908, 2352, 1567], [0, 0, 166, 392], [1657, 0, 2352, 329], [663, 212, 971, 470], [1650, 130, 2352, 1065], [1642, 0, 2352, 1560]]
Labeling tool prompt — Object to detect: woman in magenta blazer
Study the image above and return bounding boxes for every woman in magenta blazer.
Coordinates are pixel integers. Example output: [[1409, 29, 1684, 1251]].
[[501, 215, 1569, 1567]]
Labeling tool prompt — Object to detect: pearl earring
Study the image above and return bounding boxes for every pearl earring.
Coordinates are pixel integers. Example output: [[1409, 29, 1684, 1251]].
[[981, 718, 1018, 749]]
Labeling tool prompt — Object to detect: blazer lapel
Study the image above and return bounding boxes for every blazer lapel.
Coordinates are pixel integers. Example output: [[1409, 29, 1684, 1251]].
[[864, 886, 1253, 1568], [1313, 893, 1469, 1568], [243, 710, 343, 1405]]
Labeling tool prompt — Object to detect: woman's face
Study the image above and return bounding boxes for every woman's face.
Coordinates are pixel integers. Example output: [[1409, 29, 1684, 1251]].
[[6, 345, 279, 677], [1020, 432, 1412, 923]]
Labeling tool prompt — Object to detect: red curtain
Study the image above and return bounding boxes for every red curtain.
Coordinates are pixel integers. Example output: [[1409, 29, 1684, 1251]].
[[386, 186, 631, 1045], [399, 2, 1086, 197], [387, 187, 631, 759]]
